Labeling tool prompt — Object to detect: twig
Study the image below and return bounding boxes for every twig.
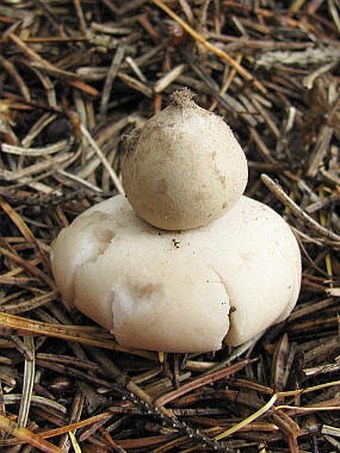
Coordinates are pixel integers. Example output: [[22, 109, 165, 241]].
[[155, 359, 252, 407], [261, 174, 340, 243]]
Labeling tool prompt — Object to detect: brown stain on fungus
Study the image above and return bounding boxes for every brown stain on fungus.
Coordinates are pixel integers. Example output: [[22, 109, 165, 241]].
[[133, 283, 164, 298], [157, 179, 168, 194]]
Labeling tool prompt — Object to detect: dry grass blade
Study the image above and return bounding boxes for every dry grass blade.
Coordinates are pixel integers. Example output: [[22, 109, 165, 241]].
[[0, 197, 51, 271], [0, 246, 55, 290], [0, 313, 118, 350], [100, 42, 126, 117], [0, 54, 31, 102], [1, 291, 57, 315], [2, 140, 70, 157], [321, 424, 340, 437], [215, 393, 278, 440], [7, 32, 98, 96], [71, 116, 124, 194], [17, 336, 35, 427], [0, 414, 65, 453]]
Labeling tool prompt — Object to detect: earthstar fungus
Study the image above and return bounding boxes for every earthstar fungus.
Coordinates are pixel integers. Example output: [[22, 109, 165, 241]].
[[51, 90, 301, 353]]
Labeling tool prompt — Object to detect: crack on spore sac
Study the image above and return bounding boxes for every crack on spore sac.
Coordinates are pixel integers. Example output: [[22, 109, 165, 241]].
[[208, 266, 236, 341]]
